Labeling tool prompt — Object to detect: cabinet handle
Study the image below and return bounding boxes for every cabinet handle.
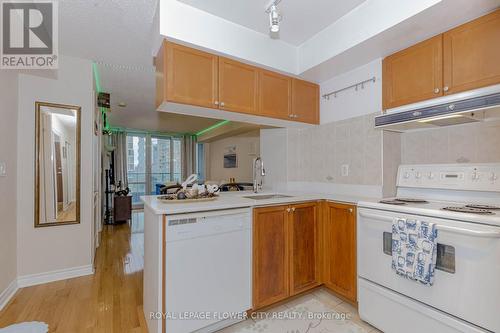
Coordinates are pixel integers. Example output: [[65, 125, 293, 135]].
[[291, 207, 296, 212], [220, 102, 225, 107], [443, 86, 449, 92], [214, 101, 219, 105], [349, 208, 353, 213], [434, 88, 440, 94], [286, 208, 291, 213], [288, 114, 293, 118]]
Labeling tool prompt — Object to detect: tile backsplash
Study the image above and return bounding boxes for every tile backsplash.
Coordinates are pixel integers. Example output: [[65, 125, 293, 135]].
[[401, 120, 500, 164], [287, 113, 383, 186]]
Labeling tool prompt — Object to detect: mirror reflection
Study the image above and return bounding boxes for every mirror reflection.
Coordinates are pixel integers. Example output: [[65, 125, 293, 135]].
[[35, 102, 80, 227]]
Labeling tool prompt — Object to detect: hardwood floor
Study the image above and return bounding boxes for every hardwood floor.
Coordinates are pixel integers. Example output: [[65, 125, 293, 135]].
[[0, 211, 147, 333], [56, 201, 76, 222]]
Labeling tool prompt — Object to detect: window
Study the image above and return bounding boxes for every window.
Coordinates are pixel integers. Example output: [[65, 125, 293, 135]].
[[126, 134, 146, 205], [196, 143, 205, 182], [125, 134, 186, 205]]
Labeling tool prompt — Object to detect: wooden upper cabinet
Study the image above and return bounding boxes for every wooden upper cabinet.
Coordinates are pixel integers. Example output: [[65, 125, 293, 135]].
[[164, 42, 218, 108], [383, 35, 443, 110], [291, 79, 320, 124], [443, 9, 500, 95], [290, 203, 319, 295], [259, 70, 291, 120], [253, 205, 289, 309], [322, 202, 357, 303], [219, 57, 259, 115]]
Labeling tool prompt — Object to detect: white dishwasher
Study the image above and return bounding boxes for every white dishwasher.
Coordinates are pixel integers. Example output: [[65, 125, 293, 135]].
[[164, 208, 252, 333]]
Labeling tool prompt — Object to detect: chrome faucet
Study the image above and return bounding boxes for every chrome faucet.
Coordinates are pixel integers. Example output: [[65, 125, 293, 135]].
[[253, 157, 265, 193]]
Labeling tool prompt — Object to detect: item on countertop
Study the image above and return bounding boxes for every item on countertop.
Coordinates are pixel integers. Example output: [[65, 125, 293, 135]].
[[181, 174, 198, 190], [158, 190, 219, 203]]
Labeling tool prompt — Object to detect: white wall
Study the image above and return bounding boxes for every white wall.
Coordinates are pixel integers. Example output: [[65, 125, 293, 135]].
[[159, 0, 298, 74], [320, 58, 382, 124], [260, 128, 288, 192], [207, 131, 260, 183], [0, 71, 18, 305], [401, 120, 500, 164], [261, 59, 396, 198], [17, 55, 95, 281]]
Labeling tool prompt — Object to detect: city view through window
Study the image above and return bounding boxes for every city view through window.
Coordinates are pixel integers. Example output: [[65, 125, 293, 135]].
[[126, 134, 182, 204]]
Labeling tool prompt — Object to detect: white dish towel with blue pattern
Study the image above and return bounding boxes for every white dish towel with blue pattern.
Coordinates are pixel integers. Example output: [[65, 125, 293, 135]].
[[391, 218, 438, 286]]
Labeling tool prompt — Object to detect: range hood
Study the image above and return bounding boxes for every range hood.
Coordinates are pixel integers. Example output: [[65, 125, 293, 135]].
[[375, 84, 500, 132]]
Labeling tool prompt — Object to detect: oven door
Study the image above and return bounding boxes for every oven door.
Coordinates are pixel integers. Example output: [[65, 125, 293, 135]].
[[357, 207, 500, 332]]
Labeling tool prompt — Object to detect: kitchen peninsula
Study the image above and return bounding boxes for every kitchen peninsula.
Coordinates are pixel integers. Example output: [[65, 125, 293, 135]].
[[141, 190, 375, 333]]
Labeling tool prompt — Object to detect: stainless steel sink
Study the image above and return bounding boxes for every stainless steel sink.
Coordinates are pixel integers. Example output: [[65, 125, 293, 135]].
[[243, 194, 293, 200]]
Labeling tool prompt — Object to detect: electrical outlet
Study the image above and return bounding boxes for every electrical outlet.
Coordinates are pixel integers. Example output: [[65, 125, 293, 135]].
[[0, 162, 6, 176], [341, 164, 349, 177]]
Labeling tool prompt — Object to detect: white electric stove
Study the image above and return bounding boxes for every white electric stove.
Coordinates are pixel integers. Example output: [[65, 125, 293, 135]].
[[357, 163, 500, 333]]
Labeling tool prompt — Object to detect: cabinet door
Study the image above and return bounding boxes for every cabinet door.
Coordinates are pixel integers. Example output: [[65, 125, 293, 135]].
[[165, 42, 218, 108], [253, 206, 289, 309], [219, 57, 259, 114], [323, 202, 357, 303], [443, 9, 500, 95], [259, 70, 292, 120], [289, 203, 319, 295], [291, 79, 319, 124], [383, 35, 443, 110]]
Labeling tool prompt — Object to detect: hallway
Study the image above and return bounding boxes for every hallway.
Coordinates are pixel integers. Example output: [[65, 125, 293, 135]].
[[0, 212, 147, 333]]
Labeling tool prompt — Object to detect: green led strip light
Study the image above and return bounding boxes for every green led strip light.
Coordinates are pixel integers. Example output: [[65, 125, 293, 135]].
[[195, 120, 230, 137], [92, 62, 110, 130]]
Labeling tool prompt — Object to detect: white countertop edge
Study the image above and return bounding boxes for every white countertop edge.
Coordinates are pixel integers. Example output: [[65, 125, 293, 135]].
[[141, 191, 380, 216]]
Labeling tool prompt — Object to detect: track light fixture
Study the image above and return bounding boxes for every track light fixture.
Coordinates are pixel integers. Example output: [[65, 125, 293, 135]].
[[265, 0, 282, 35]]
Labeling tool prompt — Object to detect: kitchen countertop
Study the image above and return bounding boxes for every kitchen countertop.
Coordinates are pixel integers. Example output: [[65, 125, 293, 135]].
[[141, 190, 380, 215]]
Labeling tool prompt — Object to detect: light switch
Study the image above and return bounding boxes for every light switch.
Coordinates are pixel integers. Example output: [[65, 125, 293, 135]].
[[341, 164, 349, 177], [0, 162, 6, 176]]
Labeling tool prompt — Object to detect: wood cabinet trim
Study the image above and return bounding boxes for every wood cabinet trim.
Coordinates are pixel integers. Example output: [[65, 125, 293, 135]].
[[443, 9, 500, 95], [382, 34, 443, 110], [156, 40, 320, 124], [291, 78, 320, 124], [322, 202, 357, 303], [258, 69, 292, 120], [165, 42, 219, 108], [252, 205, 290, 309], [289, 202, 320, 295], [218, 57, 260, 115]]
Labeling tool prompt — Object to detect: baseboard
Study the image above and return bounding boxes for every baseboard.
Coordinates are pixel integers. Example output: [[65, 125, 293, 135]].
[[0, 279, 18, 311], [17, 265, 94, 288]]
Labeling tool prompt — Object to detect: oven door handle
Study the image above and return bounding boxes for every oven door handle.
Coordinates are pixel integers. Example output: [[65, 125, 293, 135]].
[[359, 211, 500, 238], [437, 225, 500, 238]]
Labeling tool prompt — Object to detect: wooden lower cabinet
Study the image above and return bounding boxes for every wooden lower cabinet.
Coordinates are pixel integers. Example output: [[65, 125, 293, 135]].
[[290, 203, 319, 295], [321, 202, 357, 303], [253, 205, 290, 309], [252, 201, 357, 309], [253, 203, 319, 309]]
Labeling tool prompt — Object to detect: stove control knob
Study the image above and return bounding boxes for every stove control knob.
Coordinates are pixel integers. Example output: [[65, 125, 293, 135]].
[[404, 172, 410, 179], [472, 171, 480, 181], [415, 172, 422, 179], [428, 172, 435, 179], [490, 172, 498, 182]]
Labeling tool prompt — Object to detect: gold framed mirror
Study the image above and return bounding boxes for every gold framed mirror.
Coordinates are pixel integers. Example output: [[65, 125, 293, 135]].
[[35, 102, 81, 227]]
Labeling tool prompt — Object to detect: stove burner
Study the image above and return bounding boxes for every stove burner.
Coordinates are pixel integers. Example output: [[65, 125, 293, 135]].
[[442, 206, 495, 215], [395, 198, 429, 203], [465, 204, 500, 210], [379, 200, 407, 205]]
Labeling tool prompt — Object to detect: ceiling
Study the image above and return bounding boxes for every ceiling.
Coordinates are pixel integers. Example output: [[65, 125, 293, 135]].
[[58, 0, 220, 134], [178, 0, 367, 46]]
